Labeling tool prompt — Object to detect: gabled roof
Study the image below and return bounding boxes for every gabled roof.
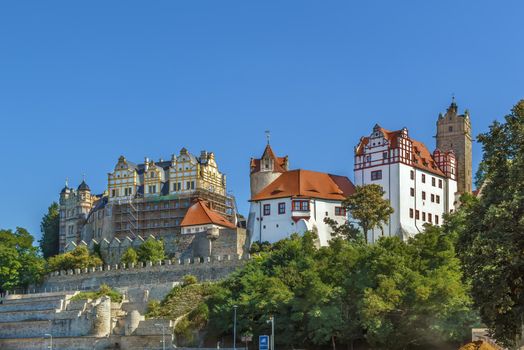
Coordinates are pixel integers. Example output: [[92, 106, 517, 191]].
[[356, 126, 445, 177], [250, 144, 288, 173], [180, 200, 236, 229], [251, 169, 355, 201]]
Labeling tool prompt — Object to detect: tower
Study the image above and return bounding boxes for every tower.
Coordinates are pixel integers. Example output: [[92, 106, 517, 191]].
[[436, 97, 473, 193], [249, 135, 289, 198]]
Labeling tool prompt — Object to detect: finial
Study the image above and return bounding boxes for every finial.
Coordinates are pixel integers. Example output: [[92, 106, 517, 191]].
[[65, 177, 69, 188], [265, 130, 271, 145], [82, 173, 86, 182]]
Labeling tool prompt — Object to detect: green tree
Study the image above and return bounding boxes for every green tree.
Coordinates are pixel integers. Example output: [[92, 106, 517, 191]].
[[136, 239, 165, 263], [347, 184, 394, 243], [39, 202, 60, 258], [47, 245, 102, 272], [0, 227, 45, 292], [456, 100, 524, 349], [335, 184, 393, 243], [120, 247, 138, 266]]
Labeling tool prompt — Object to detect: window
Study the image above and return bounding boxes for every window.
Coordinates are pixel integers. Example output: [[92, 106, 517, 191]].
[[150, 172, 155, 178], [148, 185, 156, 194], [422, 191, 426, 200], [449, 126, 453, 132], [435, 215, 439, 225], [335, 207, 346, 216], [111, 189, 116, 197], [292, 200, 309, 211], [431, 194, 435, 202], [438, 179, 443, 188], [415, 210, 420, 220], [177, 182, 181, 191], [263, 204, 270, 216], [366, 155, 371, 162], [409, 208, 414, 218], [383, 152, 388, 159], [186, 181, 190, 190], [410, 170, 414, 180], [422, 174, 426, 183], [172, 183, 176, 191], [422, 212, 426, 221], [432, 177, 436, 186], [428, 213, 432, 223], [410, 188, 414, 197], [436, 195, 440, 204], [371, 170, 382, 181], [191, 181, 195, 190], [278, 202, 285, 214]]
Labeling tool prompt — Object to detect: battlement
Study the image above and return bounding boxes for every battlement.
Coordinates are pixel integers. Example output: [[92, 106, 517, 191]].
[[20, 254, 250, 295]]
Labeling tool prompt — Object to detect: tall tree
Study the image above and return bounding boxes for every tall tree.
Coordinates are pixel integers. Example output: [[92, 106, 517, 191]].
[[39, 202, 60, 258], [336, 184, 393, 243], [0, 227, 45, 292], [456, 100, 524, 349]]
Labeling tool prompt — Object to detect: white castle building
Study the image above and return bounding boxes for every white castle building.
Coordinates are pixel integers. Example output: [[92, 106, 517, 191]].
[[354, 124, 458, 242], [247, 143, 355, 246]]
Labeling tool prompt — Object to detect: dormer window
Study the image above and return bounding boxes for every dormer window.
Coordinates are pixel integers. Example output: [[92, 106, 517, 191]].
[[150, 172, 155, 178]]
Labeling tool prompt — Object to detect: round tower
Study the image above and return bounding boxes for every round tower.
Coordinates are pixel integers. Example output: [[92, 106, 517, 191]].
[[250, 142, 288, 198]]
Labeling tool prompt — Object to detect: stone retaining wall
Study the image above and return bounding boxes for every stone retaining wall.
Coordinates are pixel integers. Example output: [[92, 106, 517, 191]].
[[33, 255, 248, 293]]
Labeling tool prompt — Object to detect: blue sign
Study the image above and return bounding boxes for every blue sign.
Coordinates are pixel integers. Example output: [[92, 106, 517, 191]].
[[259, 335, 269, 350]]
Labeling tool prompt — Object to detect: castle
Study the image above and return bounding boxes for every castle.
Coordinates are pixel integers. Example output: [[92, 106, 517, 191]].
[[354, 98, 472, 241], [59, 148, 248, 263]]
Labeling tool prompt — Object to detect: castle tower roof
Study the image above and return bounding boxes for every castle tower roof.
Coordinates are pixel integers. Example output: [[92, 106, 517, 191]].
[[77, 180, 90, 192], [250, 144, 288, 174], [181, 199, 236, 229]]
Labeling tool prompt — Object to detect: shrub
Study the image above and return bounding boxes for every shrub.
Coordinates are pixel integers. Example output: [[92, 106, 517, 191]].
[[136, 239, 165, 263], [71, 283, 123, 303], [47, 246, 102, 272], [120, 247, 138, 265], [182, 274, 198, 286]]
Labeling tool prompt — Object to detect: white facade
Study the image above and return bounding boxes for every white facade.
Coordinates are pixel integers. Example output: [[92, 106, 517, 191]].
[[354, 125, 457, 242], [249, 197, 348, 246]]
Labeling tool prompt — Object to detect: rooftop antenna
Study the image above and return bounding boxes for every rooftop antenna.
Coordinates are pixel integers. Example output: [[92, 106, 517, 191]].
[[265, 130, 271, 145]]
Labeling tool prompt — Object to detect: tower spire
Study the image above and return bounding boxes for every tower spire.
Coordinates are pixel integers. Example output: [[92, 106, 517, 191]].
[[65, 177, 69, 188], [265, 130, 271, 145]]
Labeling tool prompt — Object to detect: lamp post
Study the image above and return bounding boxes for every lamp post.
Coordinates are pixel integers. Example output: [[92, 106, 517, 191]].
[[44, 333, 53, 350], [154, 323, 166, 350], [233, 305, 238, 350], [267, 316, 275, 350]]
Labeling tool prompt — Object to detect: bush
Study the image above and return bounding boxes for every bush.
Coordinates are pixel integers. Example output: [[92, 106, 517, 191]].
[[137, 239, 165, 263], [120, 247, 138, 265], [47, 246, 102, 272], [71, 284, 123, 303], [182, 274, 198, 286]]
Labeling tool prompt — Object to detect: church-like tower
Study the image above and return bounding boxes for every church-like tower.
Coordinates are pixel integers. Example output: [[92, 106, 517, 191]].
[[436, 98, 473, 194]]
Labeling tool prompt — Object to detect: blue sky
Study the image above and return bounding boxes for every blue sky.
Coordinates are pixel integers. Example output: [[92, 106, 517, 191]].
[[1, 1, 523, 242]]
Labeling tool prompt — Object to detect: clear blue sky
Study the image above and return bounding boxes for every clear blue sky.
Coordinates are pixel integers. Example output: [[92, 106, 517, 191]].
[[1, 1, 523, 242]]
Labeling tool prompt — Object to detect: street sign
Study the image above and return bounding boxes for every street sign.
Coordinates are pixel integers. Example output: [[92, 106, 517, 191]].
[[241, 335, 253, 342], [259, 335, 269, 350]]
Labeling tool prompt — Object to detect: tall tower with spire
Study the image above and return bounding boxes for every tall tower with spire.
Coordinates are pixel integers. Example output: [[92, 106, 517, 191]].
[[436, 97, 473, 194]]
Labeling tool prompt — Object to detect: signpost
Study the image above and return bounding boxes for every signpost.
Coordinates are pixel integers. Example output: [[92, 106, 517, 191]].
[[259, 335, 269, 350]]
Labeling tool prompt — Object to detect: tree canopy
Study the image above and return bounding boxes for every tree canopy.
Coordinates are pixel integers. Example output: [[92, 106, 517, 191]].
[[456, 100, 524, 348], [136, 239, 165, 263], [206, 229, 475, 349], [46, 245, 102, 272], [0, 227, 45, 292], [39, 202, 60, 258]]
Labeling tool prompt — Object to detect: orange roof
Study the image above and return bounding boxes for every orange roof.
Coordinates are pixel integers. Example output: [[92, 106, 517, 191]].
[[250, 144, 288, 173], [180, 200, 236, 229], [251, 169, 355, 201], [356, 126, 445, 177]]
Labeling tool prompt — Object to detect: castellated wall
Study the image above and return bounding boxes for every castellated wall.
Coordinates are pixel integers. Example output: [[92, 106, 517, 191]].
[[38, 254, 248, 292]]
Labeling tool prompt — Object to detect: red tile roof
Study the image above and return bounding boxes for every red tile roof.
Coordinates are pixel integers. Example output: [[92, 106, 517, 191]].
[[250, 144, 288, 173], [356, 126, 445, 177], [251, 169, 355, 201], [180, 200, 236, 229]]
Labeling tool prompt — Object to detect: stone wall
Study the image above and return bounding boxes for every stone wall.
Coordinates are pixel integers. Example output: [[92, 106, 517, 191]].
[[67, 228, 248, 265], [37, 255, 248, 293]]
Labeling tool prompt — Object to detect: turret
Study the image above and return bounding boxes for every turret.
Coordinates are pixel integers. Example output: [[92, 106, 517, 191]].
[[249, 134, 288, 198]]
